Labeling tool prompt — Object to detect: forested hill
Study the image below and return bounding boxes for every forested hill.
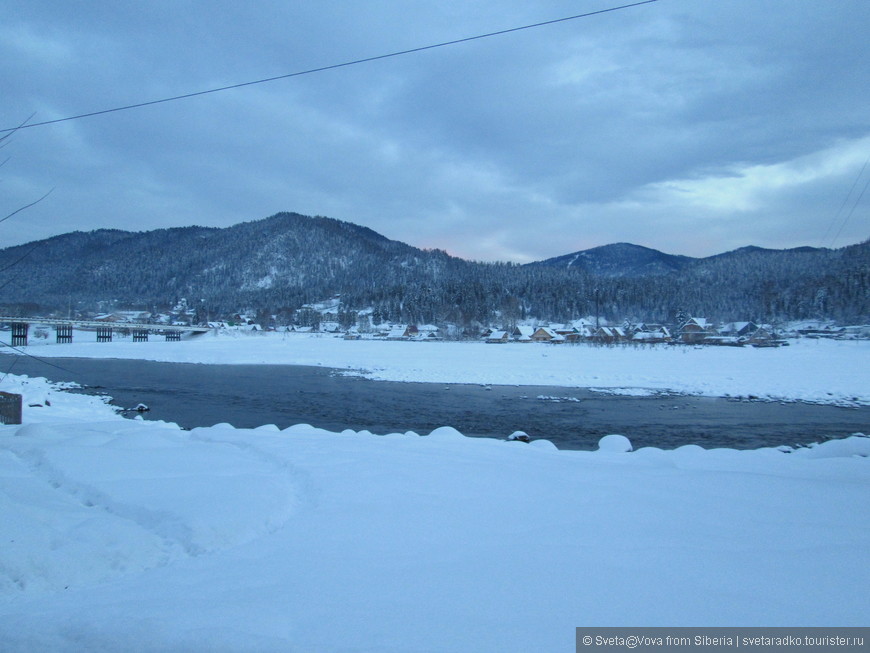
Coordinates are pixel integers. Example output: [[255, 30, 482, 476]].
[[0, 212, 867, 326], [530, 242, 695, 277]]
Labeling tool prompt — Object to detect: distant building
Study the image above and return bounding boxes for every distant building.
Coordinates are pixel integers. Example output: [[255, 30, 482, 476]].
[[678, 317, 713, 344], [485, 330, 510, 344]]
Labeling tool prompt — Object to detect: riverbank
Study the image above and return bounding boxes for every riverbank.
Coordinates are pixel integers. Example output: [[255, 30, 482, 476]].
[[3, 330, 869, 406]]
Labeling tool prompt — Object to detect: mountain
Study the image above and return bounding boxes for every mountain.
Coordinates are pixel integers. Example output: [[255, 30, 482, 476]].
[[1, 212, 868, 326], [531, 242, 694, 277]]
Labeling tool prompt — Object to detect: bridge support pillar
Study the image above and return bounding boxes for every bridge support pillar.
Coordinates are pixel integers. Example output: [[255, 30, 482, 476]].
[[56, 324, 73, 344], [96, 326, 113, 342], [132, 329, 149, 342], [11, 323, 28, 347]]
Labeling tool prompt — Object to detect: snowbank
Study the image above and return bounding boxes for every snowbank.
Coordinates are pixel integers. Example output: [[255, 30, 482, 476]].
[[1, 410, 868, 651], [4, 330, 870, 405]]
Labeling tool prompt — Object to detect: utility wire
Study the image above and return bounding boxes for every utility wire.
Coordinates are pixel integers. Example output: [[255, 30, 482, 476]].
[[0, 341, 79, 377], [830, 173, 869, 249], [0, 188, 54, 226], [821, 156, 869, 248], [0, 113, 35, 142], [0, 1, 658, 133]]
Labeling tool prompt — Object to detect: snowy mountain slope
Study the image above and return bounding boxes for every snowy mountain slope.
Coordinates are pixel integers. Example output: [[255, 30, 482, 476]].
[[1, 212, 868, 323]]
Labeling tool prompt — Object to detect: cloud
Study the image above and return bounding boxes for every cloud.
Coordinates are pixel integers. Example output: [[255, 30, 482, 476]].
[[2, 0, 869, 263]]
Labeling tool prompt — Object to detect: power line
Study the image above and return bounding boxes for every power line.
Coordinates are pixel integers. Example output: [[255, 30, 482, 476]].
[[0, 342, 79, 377], [0, 1, 658, 133], [822, 156, 869, 248], [830, 171, 869, 249]]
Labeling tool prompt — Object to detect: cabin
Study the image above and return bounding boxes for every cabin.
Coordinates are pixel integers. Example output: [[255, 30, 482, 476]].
[[631, 326, 671, 343], [718, 321, 758, 338], [747, 327, 775, 345], [410, 325, 441, 341], [568, 319, 596, 340], [678, 317, 713, 344], [512, 326, 535, 342], [530, 327, 564, 343], [593, 326, 627, 343], [485, 330, 510, 344], [386, 324, 417, 340]]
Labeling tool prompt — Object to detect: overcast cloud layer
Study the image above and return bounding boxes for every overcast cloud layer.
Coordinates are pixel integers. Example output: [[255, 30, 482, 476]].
[[2, 0, 868, 262]]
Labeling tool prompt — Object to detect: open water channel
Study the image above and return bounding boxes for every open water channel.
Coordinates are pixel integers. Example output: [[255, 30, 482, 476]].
[[6, 356, 868, 450]]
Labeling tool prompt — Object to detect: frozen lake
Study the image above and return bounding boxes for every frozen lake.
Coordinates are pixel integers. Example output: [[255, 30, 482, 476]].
[[7, 356, 868, 450]]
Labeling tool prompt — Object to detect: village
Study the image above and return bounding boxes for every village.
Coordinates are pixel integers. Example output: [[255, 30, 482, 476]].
[[11, 292, 864, 349]]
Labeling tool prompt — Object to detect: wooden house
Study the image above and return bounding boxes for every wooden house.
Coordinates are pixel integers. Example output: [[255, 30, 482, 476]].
[[530, 327, 564, 343], [593, 326, 627, 343], [631, 326, 671, 343], [485, 330, 510, 344], [512, 326, 535, 342], [718, 321, 758, 338], [678, 317, 713, 344]]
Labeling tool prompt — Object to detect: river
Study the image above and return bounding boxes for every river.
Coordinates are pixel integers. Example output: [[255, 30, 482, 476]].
[[4, 356, 868, 450]]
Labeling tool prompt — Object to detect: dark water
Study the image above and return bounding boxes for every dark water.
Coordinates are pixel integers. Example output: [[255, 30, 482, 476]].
[[4, 356, 868, 450]]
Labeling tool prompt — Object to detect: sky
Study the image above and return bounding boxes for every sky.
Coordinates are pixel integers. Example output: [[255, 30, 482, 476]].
[[1, 0, 868, 263]]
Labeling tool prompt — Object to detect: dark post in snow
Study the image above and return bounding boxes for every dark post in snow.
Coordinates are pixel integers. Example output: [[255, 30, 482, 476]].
[[0, 392, 22, 425], [56, 324, 73, 344], [11, 323, 28, 347], [96, 326, 112, 342]]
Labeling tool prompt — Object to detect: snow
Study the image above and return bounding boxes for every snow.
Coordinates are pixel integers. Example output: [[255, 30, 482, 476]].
[[0, 335, 869, 650], [0, 405, 867, 650], [597, 433, 633, 452], [3, 329, 870, 406]]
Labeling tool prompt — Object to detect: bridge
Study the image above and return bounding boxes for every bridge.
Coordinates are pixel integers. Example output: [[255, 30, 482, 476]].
[[0, 317, 211, 347]]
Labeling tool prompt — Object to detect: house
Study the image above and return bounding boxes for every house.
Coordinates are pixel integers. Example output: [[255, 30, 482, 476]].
[[719, 321, 758, 338], [593, 326, 626, 343], [319, 321, 341, 333], [530, 327, 561, 342], [386, 324, 417, 340], [568, 319, 596, 340], [410, 325, 441, 341], [512, 326, 535, 342], [678, 317, 713, 344], [631, 326, 671, 343], [385, 324, 439, 341], [747, 327, 775, 345], [485, 330, 510, 344]]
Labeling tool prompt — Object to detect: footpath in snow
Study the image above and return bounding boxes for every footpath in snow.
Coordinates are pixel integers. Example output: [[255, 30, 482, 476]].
[[3, 330, 870, 406]]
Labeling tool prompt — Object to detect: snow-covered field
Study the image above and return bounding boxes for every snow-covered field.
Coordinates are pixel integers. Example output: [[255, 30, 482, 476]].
[[1, 333, 868, 651]]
